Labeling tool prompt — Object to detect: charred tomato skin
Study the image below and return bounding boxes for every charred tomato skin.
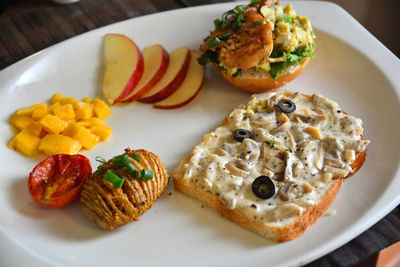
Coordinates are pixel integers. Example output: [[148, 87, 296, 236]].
[[28, 154, 92, 208]]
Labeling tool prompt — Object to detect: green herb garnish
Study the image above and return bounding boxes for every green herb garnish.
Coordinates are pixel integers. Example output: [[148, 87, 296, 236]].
[[112, 154, 131, 168], [132, 152, 140, 161], [269, 44, 315, 79], [277, 14, 293, 24], [253, 20, 266, 26], [104, 170, 125, 188]]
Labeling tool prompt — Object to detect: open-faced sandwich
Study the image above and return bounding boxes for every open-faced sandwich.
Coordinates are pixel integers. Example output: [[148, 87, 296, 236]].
[[173, 91, 369, 242], [81, 148, 169, 230], [199, 0, 316, 92]]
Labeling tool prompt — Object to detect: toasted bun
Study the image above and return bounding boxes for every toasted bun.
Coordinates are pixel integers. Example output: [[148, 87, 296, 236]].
[[218, 57, 310, 93]]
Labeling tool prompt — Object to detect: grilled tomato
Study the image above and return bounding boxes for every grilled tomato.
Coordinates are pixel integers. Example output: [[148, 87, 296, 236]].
[[28, 154, 92, 208]]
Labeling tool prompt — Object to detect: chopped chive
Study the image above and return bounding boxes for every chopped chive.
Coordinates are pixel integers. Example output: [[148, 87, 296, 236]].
[[234, 5, 245, 13], [112, 154, 131, 168], [132, 152, 140, 161], [139, 169, 154, 179], [95, 156, 106, 164], [104, 170, 125, 188], [214, 19, 223, 30], [208, 37, 221, 48], [253, 20, 265, 26], [219, 32, 232, 41], [250, 0, 258, 5], [125, 163, 138, 176], [96, 164, 104, 174], [277, 14, 293, 24], [232, 68, 242, 78]]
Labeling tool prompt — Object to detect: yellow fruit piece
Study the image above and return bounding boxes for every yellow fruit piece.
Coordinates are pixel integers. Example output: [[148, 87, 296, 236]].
[[39, 134, 82, 155], [48, 102, 61, 114], [92, 98, 111, 119], [78, 117, 105, 128], [52, 104, 75, 121], [8, 129, 41, 156], [75, 102, 94, 120], [10, 113, 34, 130], [31, 108, 48, 120], [60, 97, 79, 108], [64, 123, 99, 149], [16, 103, 47, 116], [26, 121, 43, 136], [50, 93, 64, 105], [90, 125, 112, 141], [40, 114, 68, 134], [82, 97, 91, 103]]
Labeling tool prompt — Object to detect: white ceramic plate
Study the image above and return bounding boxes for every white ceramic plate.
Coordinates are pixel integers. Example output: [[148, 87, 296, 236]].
[[1, 1, 399, 266]]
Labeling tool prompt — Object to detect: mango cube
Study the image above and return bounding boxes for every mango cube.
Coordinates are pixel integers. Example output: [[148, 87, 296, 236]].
[[78, 117, 104, 128], [75, 102, 93, 120], [51, 93, 64, 104], [52, 104, 75, 121], [92, 98, 111, 119], [26, 122, 43, 136], [16, 103, 47, 116], [10, 113, 34, 130], [31, 108, 48, 120], [64, 123, 99, 149], [82, 97, 91, 103], [40, 114, 68, 134], [90, 125, 112, 141], [39, 134, 82, 155], [8, 129, 41, 156]]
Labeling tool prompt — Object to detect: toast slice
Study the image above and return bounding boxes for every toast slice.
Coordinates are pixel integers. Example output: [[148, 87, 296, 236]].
[[173, 90, 369, 242]]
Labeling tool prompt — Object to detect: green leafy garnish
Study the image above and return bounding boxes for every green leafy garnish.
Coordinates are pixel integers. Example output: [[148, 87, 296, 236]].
[[253, 20, 265, 26], [198, 49, 219, 65], [104, 170, 125, 188], [269, 44, 315, 79], [277, 14, 293, 24], [132, 152, 140, 161]]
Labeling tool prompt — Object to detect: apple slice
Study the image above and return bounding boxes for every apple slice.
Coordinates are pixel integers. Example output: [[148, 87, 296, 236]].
[[139, 47, 191, 103], [102, 34, 144, 105], [121, 45, 169, 103], [153, 50, 204, 109]]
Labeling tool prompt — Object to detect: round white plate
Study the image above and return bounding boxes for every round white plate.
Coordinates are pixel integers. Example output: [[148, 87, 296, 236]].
[[1, 1, 399, 266]]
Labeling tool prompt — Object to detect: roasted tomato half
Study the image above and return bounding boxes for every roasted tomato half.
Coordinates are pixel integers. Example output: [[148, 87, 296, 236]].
[[28, 154, 92, 208]]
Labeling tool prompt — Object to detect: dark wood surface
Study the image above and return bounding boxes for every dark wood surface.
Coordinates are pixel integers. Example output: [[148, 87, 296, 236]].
[[0, 1, 399, 266]]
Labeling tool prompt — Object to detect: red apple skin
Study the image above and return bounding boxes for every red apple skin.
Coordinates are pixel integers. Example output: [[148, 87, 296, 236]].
[[121, 45, 169, 103], [139, 47, 191, 104], [153, 50, 204, 109], [103, 34, 144, 105]]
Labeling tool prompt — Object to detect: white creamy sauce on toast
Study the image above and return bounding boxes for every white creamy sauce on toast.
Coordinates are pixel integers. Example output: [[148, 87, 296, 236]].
[[182, 91, 369, 224]]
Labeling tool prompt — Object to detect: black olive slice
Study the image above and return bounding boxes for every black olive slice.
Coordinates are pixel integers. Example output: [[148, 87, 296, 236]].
[[252, 176, 275, 199], [232, 129, 251, 142], [278, 99, 296, 114]]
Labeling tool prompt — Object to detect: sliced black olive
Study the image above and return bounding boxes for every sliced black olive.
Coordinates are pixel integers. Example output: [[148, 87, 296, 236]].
[[252, 175, 275, 199], [232, 129, 251, 142], [278, 99, 296, 114]]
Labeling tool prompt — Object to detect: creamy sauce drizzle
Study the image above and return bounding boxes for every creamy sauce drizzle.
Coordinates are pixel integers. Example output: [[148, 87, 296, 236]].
[[183, 91, 369, 225]]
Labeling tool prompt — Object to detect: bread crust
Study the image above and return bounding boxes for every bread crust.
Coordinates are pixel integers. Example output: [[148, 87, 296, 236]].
[[172, 96, 367, 242], [218, 57, 311, 93]]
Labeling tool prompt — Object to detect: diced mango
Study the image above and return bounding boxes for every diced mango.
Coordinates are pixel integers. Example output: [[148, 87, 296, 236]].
[[48, 102, 61, 114], [40, 114, 68, 134], [31, 108, 48, 120], [60, 97, 79, 108], [78, 117, 104, 128], [39, 134, 82, 155], [26, 121, 43, 136], [16, 103, 47, 116], [64, 123, 99, 149], [75, 102, 94, 120], [10, 113, 34, 130], [82, 97, 91, 103], [90, 125, 112, 141], [52, 104, 75, 121], [50, 93, 64, 105], [8, 129, 41, 156], [92, 98, 111, 119]]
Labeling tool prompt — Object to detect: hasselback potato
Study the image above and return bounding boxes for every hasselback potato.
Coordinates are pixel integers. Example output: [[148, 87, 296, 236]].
[[81, 148, 169, 230]]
